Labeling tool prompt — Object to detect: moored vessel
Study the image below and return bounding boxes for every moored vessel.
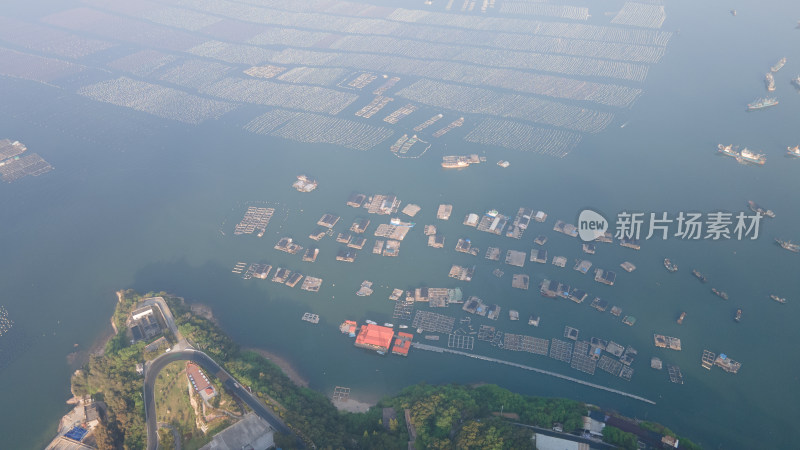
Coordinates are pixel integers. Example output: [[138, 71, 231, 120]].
[[747, 97, 778, 110], [712, 288, 729, 300], [766, 72, 776, 91], [776, 239, 800, 253], [734, 309, 742, 322], [692, 269, 708, 283], [677, 312, 686, 325], [787, 145, 800, 157], [664, 258, 678, 272], [738, 148, 766, 165], [771, 57, 787, 73], [717, 144, 739, 158], [770, 294, 787, 304], [747, 200, 775, 218]]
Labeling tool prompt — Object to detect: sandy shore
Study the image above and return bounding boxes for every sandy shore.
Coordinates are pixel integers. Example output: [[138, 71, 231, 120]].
[[248, 348, 309, 388], [333, 398, 373, 413]]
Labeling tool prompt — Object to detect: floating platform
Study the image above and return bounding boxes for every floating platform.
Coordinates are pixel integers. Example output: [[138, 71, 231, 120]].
[[574, 259, 592, 274], [437, 204, 453, 220], [301, 313, 319, 324], [590, 297, 609, 312], [667, 365, 684, 384], [412, 310, 456, 334], [714, 353, 742, 374], [356, 281, 374, 296], [654, 334, 681, 350], [622, 315, 636, 326], [292, 175, 317, 192], [302, 247, 319, 262], [485, 247, 501, 261], [402, 204, 421, 217], [511, 274, 529, 290], [428, 235, 445, 248], [564, 326, 579, 341], [275, 237, 303, 254], [651, 357, 663, 370], [300, 276, 322, 292], [317, 213, 340, 228], [448, 265, 474, 281], [534, 235, 548, 245], [620, 261, 636, 272], [234, 207, 274, 236], [553, 220, 578, 237], [505, 250, 526, 267], [594, 268, 616, 285], [701, 350, 715, 370], [350, 218, 370, 234]]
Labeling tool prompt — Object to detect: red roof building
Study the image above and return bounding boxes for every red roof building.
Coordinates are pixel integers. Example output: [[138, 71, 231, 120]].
[[355, 324, 394, 352], [392, 332, 413, 356], [186, 362, 215, 398]]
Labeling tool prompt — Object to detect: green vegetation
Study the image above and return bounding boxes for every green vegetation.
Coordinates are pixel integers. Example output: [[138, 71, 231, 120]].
[[153, 360, 239, 450], [72, 290, 700, 450], [602, 425, 638, 450]]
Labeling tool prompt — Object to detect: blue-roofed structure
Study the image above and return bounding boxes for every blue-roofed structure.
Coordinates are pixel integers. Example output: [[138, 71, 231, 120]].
[[64, 426, 88, 442]]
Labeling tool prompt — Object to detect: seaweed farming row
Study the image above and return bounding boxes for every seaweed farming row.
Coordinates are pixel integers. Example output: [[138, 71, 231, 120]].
[[269, 47, 648, 93], [155, 0, 672, 48], [396, 79, 613, 133], [199, 78, 358, 115], [611, 2, 667, 29], [187, 40, 276, 65], [386, 8, 672, 46], [276, 66, 350, 87], [0, 47, 84, 85], [497, 2, 589, 20], [42, 7, 204, 52], [107, 50, 178, 78], [324, 35, 650, 82], [157, 59, 233, 90], [244, 111, 394, 151], [78, 77, 236, 125], [0, 16, 114, 59], [464, 119, 582, 157]]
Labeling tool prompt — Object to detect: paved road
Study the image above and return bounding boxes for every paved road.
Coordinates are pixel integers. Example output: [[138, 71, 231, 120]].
[[144, 349, 295, 450]]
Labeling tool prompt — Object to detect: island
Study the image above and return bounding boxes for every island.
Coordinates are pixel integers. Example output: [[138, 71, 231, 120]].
[[47, 290, 702, 450]]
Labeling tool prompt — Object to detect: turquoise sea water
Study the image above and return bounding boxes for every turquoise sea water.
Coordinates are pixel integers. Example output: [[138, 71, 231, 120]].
[[1, 1, 800, 448]]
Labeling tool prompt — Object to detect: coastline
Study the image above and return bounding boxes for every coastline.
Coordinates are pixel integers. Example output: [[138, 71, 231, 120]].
[[247, 348, 310, 388]]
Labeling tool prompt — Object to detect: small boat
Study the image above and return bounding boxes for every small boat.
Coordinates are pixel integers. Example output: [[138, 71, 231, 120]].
[[712, 288, 729, 300], [692, 269, 708, 283], [398, 324, 409, 329], [365, 320, 377, 325], [787, 145, 800, 157], [376, 350, 386, 355], [664, 258, 678, 272], [735, 309, 742, 322], [747, 200, 775, 218], [770, 294, 787, 304], [677, 312, 686, 325], [776, 239, 800, 253], [383, 323, 394, 328]]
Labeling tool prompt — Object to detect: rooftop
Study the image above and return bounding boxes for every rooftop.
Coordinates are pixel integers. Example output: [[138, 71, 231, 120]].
[[355, 324, 394, 351]]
